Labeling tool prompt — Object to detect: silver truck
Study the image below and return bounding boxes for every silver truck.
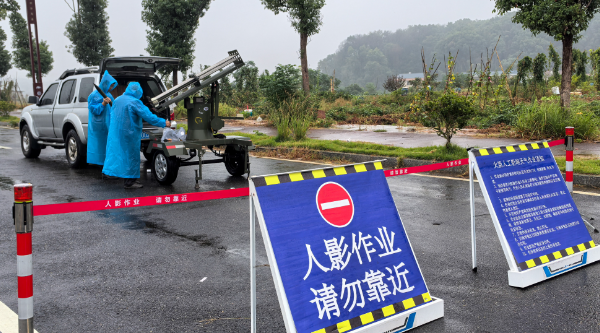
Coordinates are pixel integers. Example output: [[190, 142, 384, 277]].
[[19, 56, 179, 167]]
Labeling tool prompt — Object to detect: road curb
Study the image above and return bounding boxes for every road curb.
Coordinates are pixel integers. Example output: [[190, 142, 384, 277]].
[[254, 146, 600, 188], [254, 146, 467, 174]]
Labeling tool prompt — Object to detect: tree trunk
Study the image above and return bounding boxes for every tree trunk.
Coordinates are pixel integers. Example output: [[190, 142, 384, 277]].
[[560, 34, 573, 109], [300, 33, 310, 94]]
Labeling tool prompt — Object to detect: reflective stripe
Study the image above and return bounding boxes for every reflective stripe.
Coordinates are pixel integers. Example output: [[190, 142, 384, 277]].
[[566, 161, 573, 171], [17, 297, 33, 319], [17, 255, 32, 277], [16, 233, 32, 256], [17, 275, 33, 299]]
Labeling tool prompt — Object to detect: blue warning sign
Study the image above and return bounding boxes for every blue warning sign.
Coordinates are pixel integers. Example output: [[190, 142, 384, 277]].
[[473, 143, 594, 270], [253, 165, 431, 333]]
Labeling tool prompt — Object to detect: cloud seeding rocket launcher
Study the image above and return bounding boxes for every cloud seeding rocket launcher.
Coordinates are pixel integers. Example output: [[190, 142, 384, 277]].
[[143, 50, 253, 188]]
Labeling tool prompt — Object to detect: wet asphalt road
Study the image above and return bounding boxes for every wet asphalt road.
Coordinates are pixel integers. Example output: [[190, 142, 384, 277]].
[[1, 126, 600, 332]]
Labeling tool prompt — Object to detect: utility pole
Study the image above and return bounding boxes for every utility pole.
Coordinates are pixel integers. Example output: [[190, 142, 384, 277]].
[[25, 0, 44, 98]]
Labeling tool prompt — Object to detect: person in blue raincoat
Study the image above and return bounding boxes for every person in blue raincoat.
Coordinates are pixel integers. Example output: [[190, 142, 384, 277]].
[[87, 71, 117, 167], [103, 82, 170, 189]]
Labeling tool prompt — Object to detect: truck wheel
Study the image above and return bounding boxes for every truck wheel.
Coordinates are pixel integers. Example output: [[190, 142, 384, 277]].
[[21, 125, 41, 158], [224, 146, 247, 177], [152, 151, 179, 185], [65, 129, 87, 168]]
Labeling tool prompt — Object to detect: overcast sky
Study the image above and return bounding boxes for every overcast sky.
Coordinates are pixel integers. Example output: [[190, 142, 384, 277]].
[[0, 0, 497, 95]]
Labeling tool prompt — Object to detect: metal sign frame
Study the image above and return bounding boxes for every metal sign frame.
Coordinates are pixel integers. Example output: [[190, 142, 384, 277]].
[[249, 162, 443, 333], [469, 141, 600, 288]]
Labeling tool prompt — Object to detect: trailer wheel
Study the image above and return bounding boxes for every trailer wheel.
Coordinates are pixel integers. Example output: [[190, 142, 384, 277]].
[[224, 146, 247, 176], [152, 151, 179, 185], [142, 151, 153, 161]]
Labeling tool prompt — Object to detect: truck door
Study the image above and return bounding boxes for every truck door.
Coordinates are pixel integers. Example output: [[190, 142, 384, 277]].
[[74, 76, 97, 140], [30, 83, 58, 138], [52, 79, 77, 138]]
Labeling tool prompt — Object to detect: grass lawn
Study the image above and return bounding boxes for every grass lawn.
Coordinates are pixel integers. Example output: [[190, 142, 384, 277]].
[[555, 156, 600, 176], [0, 115, 19, 122], [228, 131, 468, 162], [175, 124, 600, 175]]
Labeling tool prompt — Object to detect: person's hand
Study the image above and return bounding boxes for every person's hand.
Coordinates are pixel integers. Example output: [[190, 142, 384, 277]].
[[165, 120, 171, 128], [101, 97, 111, 106]]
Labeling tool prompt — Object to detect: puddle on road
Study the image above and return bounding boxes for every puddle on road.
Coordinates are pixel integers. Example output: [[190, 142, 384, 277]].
[[0, 176, 14, 190], [97, 210, 226, 251]]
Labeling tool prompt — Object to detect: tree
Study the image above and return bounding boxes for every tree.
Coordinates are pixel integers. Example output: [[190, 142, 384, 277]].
[[142, 0, 211, 81], [493, 1, 600, 109], [548, 44, 561, 82], [383, 75, 406, 92], [261, 0, 326, 93], [308, 68, 340, 92], [259, 64, 301, 108], [231, 61, 260, 107], [0, 24, 10, 77], [344, 83, 363, 95], [572, 49, 588, 80], [591, 47, 600, 90], [532, 53, 547, 86], [0, 1, 19, 78], [364, 82, 377, 95], [516, 56, 533, 93], [64, 0, 114, 67], [10, 11, 53, 77]]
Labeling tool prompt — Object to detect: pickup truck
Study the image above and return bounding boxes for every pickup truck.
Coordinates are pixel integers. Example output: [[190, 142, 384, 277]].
[[19, 56, 179, 167]]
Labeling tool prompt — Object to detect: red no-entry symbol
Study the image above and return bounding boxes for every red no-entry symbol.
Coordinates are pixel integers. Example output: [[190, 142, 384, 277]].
[[316, 182, 354, 228]]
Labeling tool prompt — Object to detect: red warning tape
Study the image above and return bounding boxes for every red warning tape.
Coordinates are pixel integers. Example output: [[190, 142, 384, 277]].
[[385, 158, 469, 177], [33, 139, 566, 217], [548, 138, 565, 147], [33, 187, 249, 217]]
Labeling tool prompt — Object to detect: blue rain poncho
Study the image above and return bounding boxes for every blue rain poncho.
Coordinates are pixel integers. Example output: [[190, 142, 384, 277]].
[[87, 71, 117, 165], [102, 82, 166, 178]]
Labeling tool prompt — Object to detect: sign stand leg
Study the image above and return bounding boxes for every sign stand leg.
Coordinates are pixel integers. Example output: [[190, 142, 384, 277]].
[[250, 197, 257, 333], [581, 217, 599, 233], [470, 159, 477, 272]]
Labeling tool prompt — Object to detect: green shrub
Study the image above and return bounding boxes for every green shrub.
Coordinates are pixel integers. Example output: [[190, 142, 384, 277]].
[[0, 101, 15, 117], [270, 95, 315, 141], [219, 103, 238, 117], [422, 93, 476, 148]]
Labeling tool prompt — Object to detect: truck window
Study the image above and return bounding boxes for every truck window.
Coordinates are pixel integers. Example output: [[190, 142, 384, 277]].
[[59, 80, 75, 104], [78, 77, 95, 103], [40, 83, 58, 106]]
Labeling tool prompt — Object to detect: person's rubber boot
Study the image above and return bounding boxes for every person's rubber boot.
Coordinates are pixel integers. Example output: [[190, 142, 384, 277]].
[[124, 182, 143, 189], [103, 174, 118, 180]]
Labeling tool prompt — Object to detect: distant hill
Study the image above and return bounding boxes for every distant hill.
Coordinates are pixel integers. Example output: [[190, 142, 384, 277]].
[[317, 13, 600, 90]]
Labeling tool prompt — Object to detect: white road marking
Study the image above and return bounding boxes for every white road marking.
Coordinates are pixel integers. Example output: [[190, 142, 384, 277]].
[[321, 199, 350, 210], [0, 146, 11, 149], [0, 299, 39, 333], [200, 277, 207, 282]]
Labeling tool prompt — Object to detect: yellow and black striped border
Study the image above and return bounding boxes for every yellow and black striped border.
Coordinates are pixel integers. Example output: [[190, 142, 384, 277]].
[[518, 241, 596, 271], [312, 292, 432, 333], [251, 162, 384, 187], [472, 141, 550, 157]]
